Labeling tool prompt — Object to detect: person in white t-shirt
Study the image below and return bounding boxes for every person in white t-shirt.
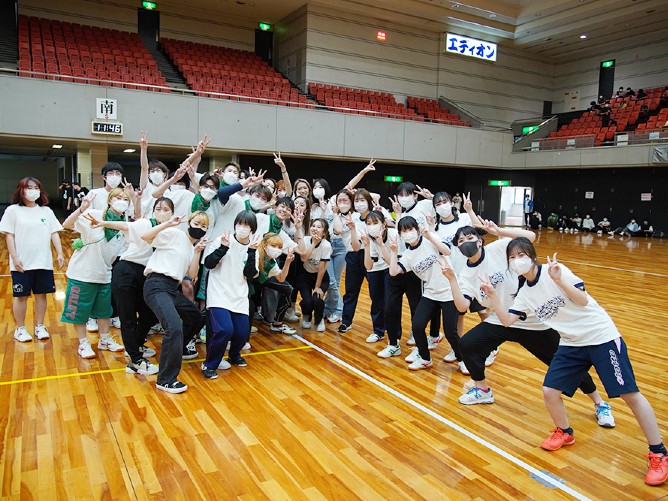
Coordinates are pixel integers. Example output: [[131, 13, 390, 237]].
[[296, 218, 332, 332], [489, 238, 667, 487], [389, 216, 457, 371], [202, 210, 261, 377], [137, 131, 170, 219], [61, 188, 130, 359], [142, 210, 209, 394], [0, 177, 65, 342]]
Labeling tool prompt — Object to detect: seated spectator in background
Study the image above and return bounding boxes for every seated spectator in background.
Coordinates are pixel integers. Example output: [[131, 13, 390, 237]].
[[581, 214, 595, 232], [638, 104, 650, 124], [546, 212, 559, 229], [660, 89, 668, 110], [616, 86, 626, 98], [598, 105, 617, 127], [528, 210, 542, 230], [641, 220, 654, 237], [626, 87, 635, 98], [570, 213, 582, 230], [636, 88, 647, 100], [598, 95, 607, 104], [556, 214, 570, 232], [588, 101, 603, 113], [597, 217, 611, 235], [622, 219, 641, 237]]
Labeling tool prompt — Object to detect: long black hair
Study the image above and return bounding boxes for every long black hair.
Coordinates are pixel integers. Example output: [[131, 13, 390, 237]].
[[506, 237, 538, 297]]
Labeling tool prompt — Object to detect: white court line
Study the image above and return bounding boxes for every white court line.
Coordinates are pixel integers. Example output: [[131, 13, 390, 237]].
[[293, 335, 591, 501], [559, 260, 668, 278]]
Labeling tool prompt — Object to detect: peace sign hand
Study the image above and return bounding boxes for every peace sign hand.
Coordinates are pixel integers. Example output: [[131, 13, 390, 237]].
[[249, 233, 262, 250], [415, 185, 433, 200], [83, 212, 102, 228], [478, 272, 495, 298], [438, 258, 456, 281], [388, 234, 398, 252], [463, 192, 473, 212], [388, 195, 401, 214], [194, 239, 209, 253], [273, 152, 286, 169], [360, 230, 370, 246], [364, 158, 377, 172], [80, 193, 96, 212], [220, 231, 231, 248], [139, 130, 148, 150], [546, 252, 561, 280]]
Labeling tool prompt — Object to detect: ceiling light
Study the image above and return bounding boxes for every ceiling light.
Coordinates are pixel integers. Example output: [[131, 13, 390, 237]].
[[52, 144, 63, 149], [580, 34, 587, 39], [123, 148, 136, 153]]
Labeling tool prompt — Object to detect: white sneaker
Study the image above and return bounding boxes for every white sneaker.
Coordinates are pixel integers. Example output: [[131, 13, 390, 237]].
[[218, 359, 232, 370], [34, 324, 50, 340], [595, 401, 616, 428], [123, 345, 157, 358], [149, 323, 165, 334], [443, 350, 456, 363], [458, 361, 470, 375], [366, 333, 384, 343], [86, 318, 99, 332], [407, 353, 433, 370], [301, 316, 312, 329], [110, 317, 121, 329], [242, 342, 251, 350], [404, 347, 419, 363], [327, 314, 342, 323], [427, 333, 444, 350], [484, 348, 499, 367], [270, 323, 297, 334], [250, 326, 258, 333], [14, 326, 32, 343], [377, 344, 401, 358], [126, 359, 159, 375], [316, 320, 326, 332], [98, 335, 124, 352], [458, 386, 494, 405], [284, 312, 300, 323], [78, 339, 96, 359], [407, 331, 416, 345]]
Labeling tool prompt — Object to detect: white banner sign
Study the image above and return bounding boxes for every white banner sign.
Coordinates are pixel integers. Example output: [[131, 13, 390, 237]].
[[96, 98, 117, 120], [445, 33, 497, 61]]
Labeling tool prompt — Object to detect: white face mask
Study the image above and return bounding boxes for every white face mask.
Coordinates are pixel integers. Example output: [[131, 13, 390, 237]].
[[149, 171, 165, 185], [338, 202, 351, 213], [223, 172, 238, 185], [235, 225, 251, 238], [313, 187, 325, 200], [111, 199, 129, 213], [398, 195, 415, 209], [106, 174, 122, 189], [200, 187, 217, 201], [354, 201, 368, 213], [249, 196, 264, 211], [170, 184, 185, 191], [153, 211, 171, 223], [24, 189, 40, 202], [400, 230, 418, 245], [277, 190, 287, 199], [367, 223, 382, 237], [509, 256, 533, 275], [266, 246, 282, 259], [436, 203, 452, 218]]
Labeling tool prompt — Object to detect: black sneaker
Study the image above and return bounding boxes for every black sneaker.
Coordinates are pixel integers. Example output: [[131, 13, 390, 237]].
[[338, 324, 352, 333], [202, 368, 219, 379], [228, 356, 248, 367], [156, 381, 188, 393], [182, 346, 198, 360]]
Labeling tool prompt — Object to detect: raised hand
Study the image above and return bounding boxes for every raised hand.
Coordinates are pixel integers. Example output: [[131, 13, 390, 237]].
[[174, 162, 189, 180], [80, 193, 95, 212], [546, 252, 561, 280], [438, 257, 456, 280], [273, 151, 285, 170], [478, 272, 495, 297], [360, 230, 370, 246], [167, 214, 185, 227], [344, 214, 355, 229], [388, 195, 401, 214], [364, 158, 376, 172], [194, 238, 209, 253], [196, 135, 210, 154], [463, 191, 473, 212], [388, 233, 398, 252], [424, 212, 436, 232], [475, 218, 499, 235], [123, 179, 135, 199], [249, 233, 262, 249], [285, 249, 295, 263], [139, 130, 148, 149], [415, 185, 433, 200], [83, 212, 102, 228], [220, 231, 231, 247]]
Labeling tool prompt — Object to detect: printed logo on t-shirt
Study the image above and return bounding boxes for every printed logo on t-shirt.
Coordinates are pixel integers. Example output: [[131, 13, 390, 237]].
[[534, 296, 566, 322], [413, 255, 437, 277], [479, 271, 504, 300], [41, 218, 46, 223]]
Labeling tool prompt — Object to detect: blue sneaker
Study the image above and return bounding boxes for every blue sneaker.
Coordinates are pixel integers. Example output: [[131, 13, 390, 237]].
[[595, 401, 615, 428], [458, 386, 494, 405]]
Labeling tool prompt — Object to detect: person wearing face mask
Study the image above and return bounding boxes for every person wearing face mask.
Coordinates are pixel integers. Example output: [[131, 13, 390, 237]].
[[142, 211, 209, 393], [251, 233, 296, 335], [484, 239, 665, 486], [0, 177, 65, 343], [360, 211, 397, 349], [91, 197, 180, 376], [309, 179, 332, 219], [388, 217, 459, 370], [432, 191, 491, 365], [581, 214, 595, 232], [152, 162, 197, 231], [89, 162, 128, 212], [192, 175, 220, 213], [441, 223, 612, 425], [283, 195, 311, 322], [202, 210, 261, 376], [324, 190, 354, 323], [61, 188, 131, 359], [137, 131, 169, 218], [621, 219, 641, 237]]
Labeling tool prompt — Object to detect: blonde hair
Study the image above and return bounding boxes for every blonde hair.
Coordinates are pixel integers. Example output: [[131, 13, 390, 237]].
[[189, 210, 209, 226], [104, 187, 130, 220], [258, 232, 283, 275]]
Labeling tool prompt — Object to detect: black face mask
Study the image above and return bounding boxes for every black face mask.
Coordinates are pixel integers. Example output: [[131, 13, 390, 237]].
[[459, 241, 480, 258], [188, 226, 206, 240]]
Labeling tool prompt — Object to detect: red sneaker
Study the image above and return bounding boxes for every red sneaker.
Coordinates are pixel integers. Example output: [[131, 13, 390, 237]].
[[645, 452, 668, 486], [540, 428, 575, 451]]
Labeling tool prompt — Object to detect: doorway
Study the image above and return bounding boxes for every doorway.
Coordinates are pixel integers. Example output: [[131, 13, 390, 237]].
[[138, 8, 160, 48], [255, 29, 273, 65], [500, 186, 532, 226]]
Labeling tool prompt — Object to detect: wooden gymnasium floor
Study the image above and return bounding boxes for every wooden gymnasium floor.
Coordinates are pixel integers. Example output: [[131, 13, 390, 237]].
[[0, 228, 667, 500]]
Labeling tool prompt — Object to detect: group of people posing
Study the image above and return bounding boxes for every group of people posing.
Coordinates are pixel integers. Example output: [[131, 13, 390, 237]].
[[1, 132, 666, 486]]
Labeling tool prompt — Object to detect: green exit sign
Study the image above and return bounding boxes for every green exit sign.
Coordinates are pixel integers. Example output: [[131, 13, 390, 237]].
[[142, 1, 157, 9], [384, 175, 403, 183], [522, 125, 539, 135], [259, 22, 272, 31], [488, 180, 511, 187], [601, 60, 615, 68]]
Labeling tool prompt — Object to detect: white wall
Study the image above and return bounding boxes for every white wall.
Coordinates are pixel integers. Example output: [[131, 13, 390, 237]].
[[0, 157, 63, 203], [276, 6, 308, 92], [553, 33, 668, 112]]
